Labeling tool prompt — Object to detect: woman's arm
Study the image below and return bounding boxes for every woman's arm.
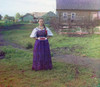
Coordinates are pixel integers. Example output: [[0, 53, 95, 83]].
[[47, 36, 52, 39], [46, 27, 53, 38]]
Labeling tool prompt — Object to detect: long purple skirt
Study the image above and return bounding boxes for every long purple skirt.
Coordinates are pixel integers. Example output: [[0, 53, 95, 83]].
[[32, 39, 53, 71]]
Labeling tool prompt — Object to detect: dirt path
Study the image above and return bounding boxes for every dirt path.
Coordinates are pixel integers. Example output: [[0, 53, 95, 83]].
[[52, 55, 100, 78], [0, 32, 27, 50]]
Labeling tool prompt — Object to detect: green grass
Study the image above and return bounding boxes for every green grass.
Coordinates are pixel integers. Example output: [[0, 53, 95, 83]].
[[0, 20, 15, 27], [17, 23, 39, 29], [1, 24, 100, 59], [0, 46, 99, 87], [0, 20, 5, 23], [0, 20, 37, 27]]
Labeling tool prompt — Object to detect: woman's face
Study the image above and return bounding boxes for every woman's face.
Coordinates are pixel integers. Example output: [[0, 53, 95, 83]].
[[38, 19, 44, 26]]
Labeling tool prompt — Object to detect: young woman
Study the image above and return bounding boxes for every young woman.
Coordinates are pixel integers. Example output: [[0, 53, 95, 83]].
[[30, 18, 53, 71]]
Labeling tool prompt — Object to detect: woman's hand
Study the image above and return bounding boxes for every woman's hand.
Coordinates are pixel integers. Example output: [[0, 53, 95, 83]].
[[33, 37, 38, 40], [47, 36, 52, 39]]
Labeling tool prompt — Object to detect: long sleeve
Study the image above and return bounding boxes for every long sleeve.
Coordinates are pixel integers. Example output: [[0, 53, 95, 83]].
[[30, 28, 38, 38], [46, 27, 53, 36]]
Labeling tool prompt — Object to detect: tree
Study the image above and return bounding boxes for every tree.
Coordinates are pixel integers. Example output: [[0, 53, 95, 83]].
[[15, 12, 21, 22], [3, 15, 9, 20], [0, 14, 2, 20], [50, 17, 60, 32], [42, 11, 57, 24]]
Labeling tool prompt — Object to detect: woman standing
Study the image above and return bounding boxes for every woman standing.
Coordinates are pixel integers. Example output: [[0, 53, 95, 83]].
[[30, 18, 53, 71]]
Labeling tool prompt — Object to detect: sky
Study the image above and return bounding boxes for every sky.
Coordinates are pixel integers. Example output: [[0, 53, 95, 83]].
[[0, 0, 56, 17]]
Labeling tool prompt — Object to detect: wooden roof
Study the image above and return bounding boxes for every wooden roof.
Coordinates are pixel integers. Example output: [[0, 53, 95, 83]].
[[56, 0, 100, 11]]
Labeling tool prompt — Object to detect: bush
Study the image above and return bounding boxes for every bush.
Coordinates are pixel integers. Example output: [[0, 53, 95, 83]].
[[0, 50, 6, 59], [25, 42, 33, 49], [50, 17, 60, 32]]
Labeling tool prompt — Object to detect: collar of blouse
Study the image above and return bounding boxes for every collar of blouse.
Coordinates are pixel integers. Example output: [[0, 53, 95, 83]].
[[36, 27, 45, 31]]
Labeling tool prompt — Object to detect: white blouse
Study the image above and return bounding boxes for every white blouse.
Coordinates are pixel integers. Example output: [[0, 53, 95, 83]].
[[30, 27, 53, 38]]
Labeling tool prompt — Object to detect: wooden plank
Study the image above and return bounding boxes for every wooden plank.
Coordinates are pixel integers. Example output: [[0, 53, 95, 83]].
[[59, 32, 89, 35]]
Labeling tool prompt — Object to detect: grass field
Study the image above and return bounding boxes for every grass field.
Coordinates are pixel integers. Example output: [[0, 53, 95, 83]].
[[0, 46, 99, 87], [0, 20, 14, 26], [0, 24, 100, 87], [1, 24, 100, 59], [0, 20, 36, 27]]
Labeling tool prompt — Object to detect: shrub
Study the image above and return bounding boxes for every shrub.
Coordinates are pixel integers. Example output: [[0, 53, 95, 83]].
[[25, 42, 33, 49]]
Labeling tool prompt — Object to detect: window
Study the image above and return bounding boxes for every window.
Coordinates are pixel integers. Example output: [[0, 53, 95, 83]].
[[63, 12, 68, 19], [71, 13, 76, 20], [92, 13, 97, 20], [98, 11, 100, 19]]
